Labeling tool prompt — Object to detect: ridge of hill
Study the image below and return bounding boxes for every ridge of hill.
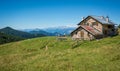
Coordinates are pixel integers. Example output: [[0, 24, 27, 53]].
[[0, 35, 120, 71], [0, 27, 45, 39]]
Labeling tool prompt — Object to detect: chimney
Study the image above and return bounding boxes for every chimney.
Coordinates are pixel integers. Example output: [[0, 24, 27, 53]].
[[81, 17, 85, 20], [106, 16, 109, 22], [100, 16, 104, 19]]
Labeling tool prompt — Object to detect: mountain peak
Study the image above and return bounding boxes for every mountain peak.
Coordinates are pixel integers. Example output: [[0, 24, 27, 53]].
[[3, 27, 13, 30]]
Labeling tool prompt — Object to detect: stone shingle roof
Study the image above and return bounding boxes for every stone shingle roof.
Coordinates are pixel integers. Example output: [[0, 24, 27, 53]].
[[78, 15, 116, 25], [90, 15, 116, 25], [80, 25, 103, 36], [71, 25, 103, 36]]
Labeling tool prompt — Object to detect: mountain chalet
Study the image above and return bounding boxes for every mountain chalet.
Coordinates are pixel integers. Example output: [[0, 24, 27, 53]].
[[71, 15, 118, 40]]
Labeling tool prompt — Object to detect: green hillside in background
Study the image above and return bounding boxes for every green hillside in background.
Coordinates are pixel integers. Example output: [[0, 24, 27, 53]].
[[0, 35, 120, 71], [0, 27, 46, 44], [0, 27, 45, 39], [0, 32, 24, 44]]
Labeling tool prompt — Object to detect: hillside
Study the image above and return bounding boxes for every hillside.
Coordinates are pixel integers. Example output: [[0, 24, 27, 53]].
[[0, 35, 120, 71], [0, 32, 24, 44], [0, 27, 45, 39]]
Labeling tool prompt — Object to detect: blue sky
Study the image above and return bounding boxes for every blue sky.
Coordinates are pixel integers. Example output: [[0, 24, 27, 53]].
[[0, 0, 120, 29]]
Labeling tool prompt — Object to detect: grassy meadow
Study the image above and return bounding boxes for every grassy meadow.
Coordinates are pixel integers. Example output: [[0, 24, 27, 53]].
[[0, 35, 120, 71]]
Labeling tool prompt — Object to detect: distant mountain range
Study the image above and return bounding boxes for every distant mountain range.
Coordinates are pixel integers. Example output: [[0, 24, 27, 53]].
[[23, 26, 76, 36], [27, 28, 55, 36], [43, 26, 76, 35]]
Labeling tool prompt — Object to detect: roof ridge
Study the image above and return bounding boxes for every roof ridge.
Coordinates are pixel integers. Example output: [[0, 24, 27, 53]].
[[90, 15, 103, 17], [90, 15, 115, 25]]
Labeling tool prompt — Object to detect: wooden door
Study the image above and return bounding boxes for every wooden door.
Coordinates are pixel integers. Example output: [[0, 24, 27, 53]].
[[104, 30, 107, 35], [81, 31, 84, 37]]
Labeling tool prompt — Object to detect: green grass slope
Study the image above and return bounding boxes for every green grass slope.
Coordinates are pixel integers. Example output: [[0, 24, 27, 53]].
[[0, 36, 120, 71]]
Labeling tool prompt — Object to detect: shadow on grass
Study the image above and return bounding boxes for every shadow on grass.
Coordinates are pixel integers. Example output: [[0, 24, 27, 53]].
[[71, 41, 81, 49]]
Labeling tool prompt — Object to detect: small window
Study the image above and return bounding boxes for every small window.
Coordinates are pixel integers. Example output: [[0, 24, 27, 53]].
[[90, 24, 93, 27], [108, 25, 112, 28], [87, 33, 90, 37], [112, 29, 114, 31], [85, 23, 89, 25], [75, 32, 77, 34], [93, 22, 98, 26], [87, 23, 89, 25], [96, 23, 98, 26]]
